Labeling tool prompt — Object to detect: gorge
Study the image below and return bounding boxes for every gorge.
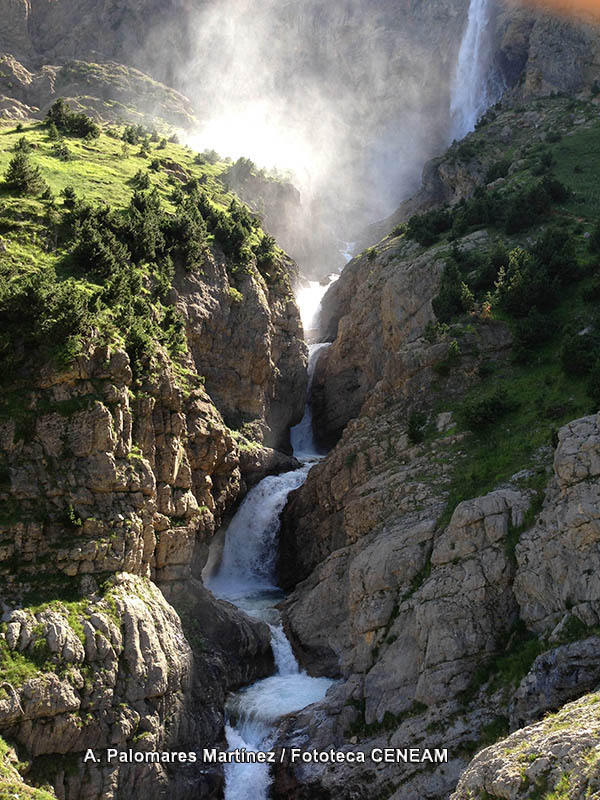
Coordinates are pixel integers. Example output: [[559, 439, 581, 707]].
[[2, 0, 600, 799]]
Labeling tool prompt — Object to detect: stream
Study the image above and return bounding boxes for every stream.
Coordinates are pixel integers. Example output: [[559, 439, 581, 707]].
[[206, 341, 334, 800]]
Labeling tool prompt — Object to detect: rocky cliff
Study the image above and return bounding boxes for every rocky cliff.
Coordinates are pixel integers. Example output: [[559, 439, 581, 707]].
[[366, 2, 600, 245], [273, 92, 600, 797], [0, 116, 306, 798]]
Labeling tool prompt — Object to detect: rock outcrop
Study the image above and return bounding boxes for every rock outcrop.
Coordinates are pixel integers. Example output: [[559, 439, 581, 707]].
[[274, 403, 600, 799], [0, 54, 197, 128], [514, 413, 600, 635], [0, 574, 272, 799], [274, 193, 600, 797], [0, 186, 306, 797], [452, 691, 600, 800]]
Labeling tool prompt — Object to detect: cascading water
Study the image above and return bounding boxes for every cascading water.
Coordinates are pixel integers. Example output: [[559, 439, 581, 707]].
[[206, 342, 334, 800], [450, 0, 502, 139]]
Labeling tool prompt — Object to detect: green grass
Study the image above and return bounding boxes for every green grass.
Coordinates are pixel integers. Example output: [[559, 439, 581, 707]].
[[0, 118, 264, 282], [0, 734, 57, 799], [552, 125, 600, 219], [437, 271, 594, 529]]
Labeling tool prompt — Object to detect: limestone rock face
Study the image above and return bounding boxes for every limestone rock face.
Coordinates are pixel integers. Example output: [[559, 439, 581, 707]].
[[451, 691, 600, 800], [509, 637, 600, 729], [274, 406, 600, 798], [177, 253, 306, 452], [496, 3, 600, 101], [514, 413, 600, 634], [0, 240, 303, 796], [0, 575, 273, 800], [0, 54, 197, 127]]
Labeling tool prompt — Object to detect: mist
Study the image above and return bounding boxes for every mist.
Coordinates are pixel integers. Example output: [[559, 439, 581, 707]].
[[172, 0, 470, 277]]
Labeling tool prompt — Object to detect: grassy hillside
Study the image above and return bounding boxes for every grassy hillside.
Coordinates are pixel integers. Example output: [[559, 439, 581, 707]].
[[0, 106, 287, 384], [388, 95, 600, 521]]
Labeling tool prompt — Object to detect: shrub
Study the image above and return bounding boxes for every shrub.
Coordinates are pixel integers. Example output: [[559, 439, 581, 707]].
[[71, 218, 129, 281], [60, 185, 77, 208], [406, 207, 452, 246], [432, 262, 464, 322], [587, 360, 600, 408], [13, 136, 32, 153], [512, 307, 553, 362], [589, 220, 600, 253], [541, 175, 569, 203], [0, 270, 91, 368], [561, 330, 600, 376], [227, 287, 243, 303], [485, 159, 510, 183], [255, 234, 277, 268], [531, 225, 577, 283], [461, 389, 517, 429], [4, 152, 47, 195], [52, 141, 72, 161], [496, 247, 559, 318], [45, 99, 100, 138], [407, 411, 427, 444], [131, 169, 150, 190]]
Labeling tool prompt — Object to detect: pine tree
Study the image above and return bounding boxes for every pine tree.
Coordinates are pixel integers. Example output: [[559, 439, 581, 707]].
[[4, 152, 47, 195]]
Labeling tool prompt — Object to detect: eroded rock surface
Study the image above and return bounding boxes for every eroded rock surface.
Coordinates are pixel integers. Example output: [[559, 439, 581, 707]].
[[452, 692, 600, 800]]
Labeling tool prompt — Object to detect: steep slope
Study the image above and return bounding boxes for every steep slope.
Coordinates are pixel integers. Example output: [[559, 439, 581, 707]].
[[274, 96, 600, 799], [0, 112, 305, 798]]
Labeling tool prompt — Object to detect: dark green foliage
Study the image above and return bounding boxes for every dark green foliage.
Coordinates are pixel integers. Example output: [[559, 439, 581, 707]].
[[531, 224, 578, 282], [432, 262, 467, 322], [71, 217, 129, 281], [460, 389, 517, 430], [513, 308, 553, 362], [541, 175, 569, 203], [13, 136, 32, 153], [122, 124, 146, 145], [561, 329, 600, 376], [407, 410, 427, 444], [587, 361, 600, 408], [164, 196, 207, 270], [504, 183, 551, 234], [0, 269, 91, 369], [51, 141, 72, 161], [45, 99, 100, 139], [474, 240, 509, 294], [131, 169, 151, 190], [60, 185, 77, 208], [3, 151, 47, 195], [589, 220, 600, 253], [63, 504, 82, 529], [196, 193, 254, 263], [532, 148, 556, 175], [496, 247, 559, 318], [406, 207, 452, 246], [434, 338, 460, 376], [255, 234, 277, 268], [485, 159, 510, 183]]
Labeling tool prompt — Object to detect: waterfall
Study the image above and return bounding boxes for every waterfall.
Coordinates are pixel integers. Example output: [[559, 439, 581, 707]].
[[290, 342, 330, 459], [450, 0, 501, 139], [206, 341, 335, 800]]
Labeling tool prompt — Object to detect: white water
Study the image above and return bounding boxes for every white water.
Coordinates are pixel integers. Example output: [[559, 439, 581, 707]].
[[207, 342, 334, 800], [296, 277, 339, 340], [450, 0, 500, 139], [290, 342, 331, 460]]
